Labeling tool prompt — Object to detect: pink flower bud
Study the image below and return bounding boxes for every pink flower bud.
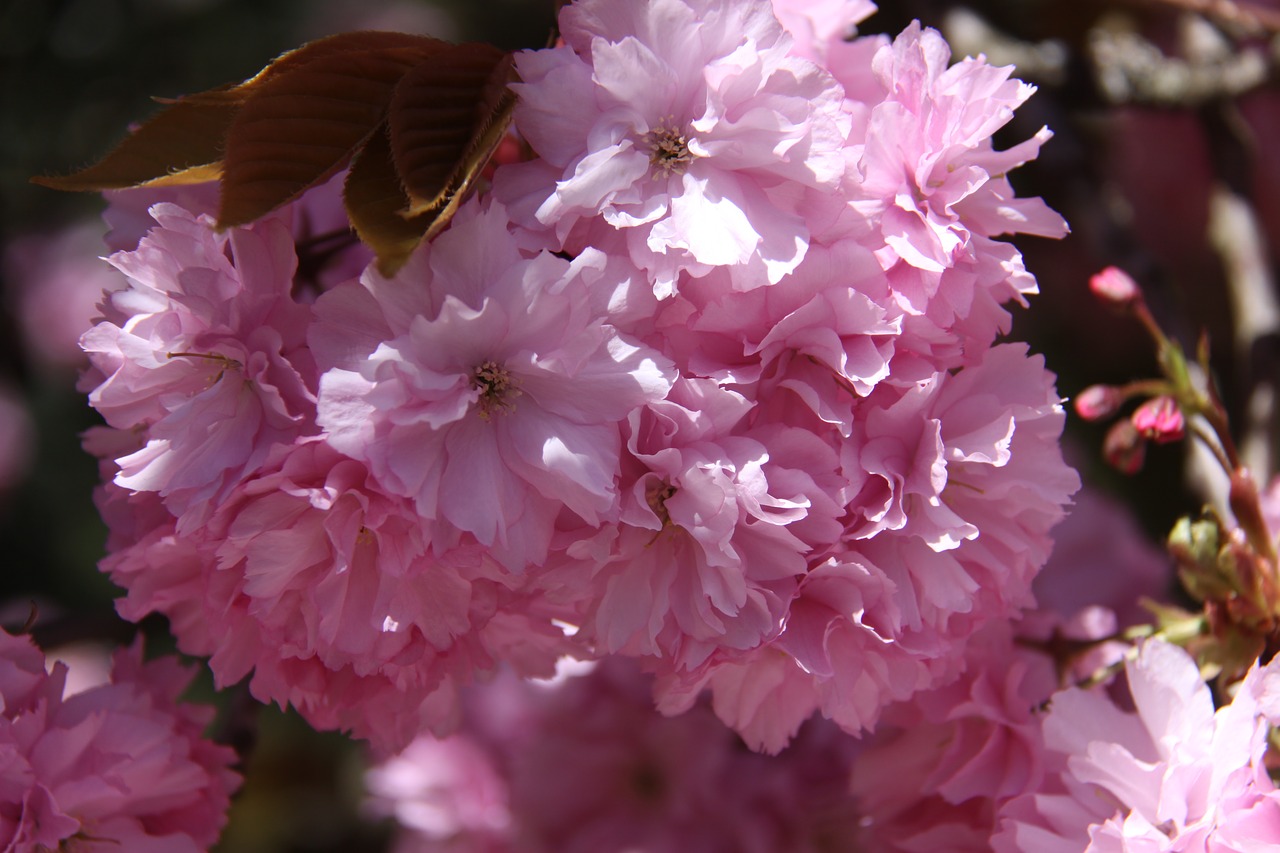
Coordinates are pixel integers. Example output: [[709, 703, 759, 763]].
[[1131, 396, 1184, 443], [1074, 384, 1122, 421], [1104, 419, 1146, 474], [1089, 266, 1142, 308]]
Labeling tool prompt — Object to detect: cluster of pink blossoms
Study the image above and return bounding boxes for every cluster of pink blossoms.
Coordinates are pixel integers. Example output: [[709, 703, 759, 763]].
[[362, 485, 1280, 851], [0, 628, 239, 852], [80, 0, 1079, 760]]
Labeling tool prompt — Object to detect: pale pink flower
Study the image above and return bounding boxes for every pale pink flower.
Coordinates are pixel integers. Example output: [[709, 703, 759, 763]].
[[1075, 384, 1124, 421], [103, 173, 369, 294], [314, 200, 673, 571], [0, 629, 239, 853], [855, 22, 1067, 275], [81, 202, 317, 530], [507, 0, 851, 290], [994, 640, 1280, 852], [770, 0, 877, 63], [365, 735, 512, 848]]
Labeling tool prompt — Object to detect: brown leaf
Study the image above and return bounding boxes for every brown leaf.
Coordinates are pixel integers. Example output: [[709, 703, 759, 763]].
[[32, 31, 449, 195], [420, 58, 519, 244], [217, 43, 443, 228], [31, 88, 238, 191], [187, 31, 450, 106], [343, 120, 435, 275], [388, 42, 510, 215]]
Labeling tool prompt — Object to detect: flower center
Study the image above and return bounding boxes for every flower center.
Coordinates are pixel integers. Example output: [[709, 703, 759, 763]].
[[471, 360, 520, 420], [643, 119, 692, 177], [645, 479, 677, 528]]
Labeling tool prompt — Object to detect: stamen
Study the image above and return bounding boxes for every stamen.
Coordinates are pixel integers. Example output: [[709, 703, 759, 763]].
[[166, 350, 242, 385], [471, 360, 520, 420], [645, 479, 677, 525], [643, 117, 693, 177], [644, 479, 678, 546]]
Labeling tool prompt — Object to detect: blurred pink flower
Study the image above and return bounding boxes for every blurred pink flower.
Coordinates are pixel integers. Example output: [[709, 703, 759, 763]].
[[368, 660, 864, 853], [3, 222, 126, 372], [0, 628, 239, 853]]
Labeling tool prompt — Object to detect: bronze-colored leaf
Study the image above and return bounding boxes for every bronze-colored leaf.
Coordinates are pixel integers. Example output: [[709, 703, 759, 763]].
[[31, 88, 238, 191], [217, 45, 441, 228], [186, 31, 450, 106], [32, 33, 449, 194], [388, 42, 510, 215], [418, 64, 518, 246], [343, 120, 434, 275]]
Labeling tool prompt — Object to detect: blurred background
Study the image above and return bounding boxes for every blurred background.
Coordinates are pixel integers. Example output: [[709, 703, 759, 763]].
[[2, 0, 1280, 850]]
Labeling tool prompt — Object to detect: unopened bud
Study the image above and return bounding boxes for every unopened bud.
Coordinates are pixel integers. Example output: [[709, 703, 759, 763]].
[[1075, 385, 1123, 421], [1104, 418, 1146, 474], [1131, 396, 1184, 443], [1089, 266, 1142, 308]]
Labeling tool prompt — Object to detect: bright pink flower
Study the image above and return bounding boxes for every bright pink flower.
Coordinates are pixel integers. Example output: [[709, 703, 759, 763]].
[[103, 173, 369, 294], [678, 246, 901, 433], [0, 629, 239, 853], [1131, 395, 1185, 443], [314, 200, 673, 571], [994, 640, 1280, 852], [80, 203, 317, 530], [1089, 265, 1143, 308], [507, 0, 851, 290], [365, 735, 512, 847]]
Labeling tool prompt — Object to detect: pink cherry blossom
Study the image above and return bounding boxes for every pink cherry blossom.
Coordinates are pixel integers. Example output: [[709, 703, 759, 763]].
[[770, 0, 877, 63], [656, 344, 1077, 750], [994, 640, 1280, 852], [0, 629, 239, 853], [80, 202, 318, 530], [103, 437, 578, 754], [314, 200, 673, 571], [545, 377, 821, 675], [507, 0, 851, 291], [855, 21, 1068, 274]]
